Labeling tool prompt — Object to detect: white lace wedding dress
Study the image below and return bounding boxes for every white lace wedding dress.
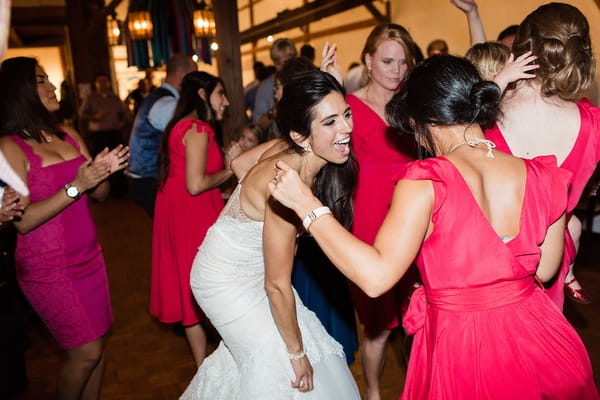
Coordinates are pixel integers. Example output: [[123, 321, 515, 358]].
[[180, 184, 360, 400]]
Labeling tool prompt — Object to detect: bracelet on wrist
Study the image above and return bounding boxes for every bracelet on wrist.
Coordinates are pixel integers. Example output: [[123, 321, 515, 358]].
[[302, 206, 332, 232], [288, 349, 306, 360]]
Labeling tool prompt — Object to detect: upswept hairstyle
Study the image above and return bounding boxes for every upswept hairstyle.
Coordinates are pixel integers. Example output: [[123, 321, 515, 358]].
[[275, 57, 317, 88], [465, 42, 511, 81], [386, 55, 502, 157], [361, 23, 417, 81], [276, 70, 357, 229], [158, 71, 224, 186], [512, 2, 595, 101], [0, 56, 63, 142]]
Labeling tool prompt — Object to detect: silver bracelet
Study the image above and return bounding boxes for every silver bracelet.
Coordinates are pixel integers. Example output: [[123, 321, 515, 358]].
[[288, 350, 306, 360], [302, 206, 332, 232]]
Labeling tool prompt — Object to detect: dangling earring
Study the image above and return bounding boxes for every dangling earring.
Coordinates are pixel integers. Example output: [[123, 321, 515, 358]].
[[302, 143, 311, 154]]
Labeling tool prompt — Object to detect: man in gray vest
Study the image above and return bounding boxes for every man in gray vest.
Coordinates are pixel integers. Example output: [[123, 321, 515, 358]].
[[128, 54, 197, 217]]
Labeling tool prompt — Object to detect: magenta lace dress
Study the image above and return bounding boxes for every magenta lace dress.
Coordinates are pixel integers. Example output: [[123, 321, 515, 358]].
[[11, 134, 113, 349]]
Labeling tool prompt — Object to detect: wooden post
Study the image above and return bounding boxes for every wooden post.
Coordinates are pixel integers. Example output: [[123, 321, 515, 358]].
[[212, 0, 244, 145]]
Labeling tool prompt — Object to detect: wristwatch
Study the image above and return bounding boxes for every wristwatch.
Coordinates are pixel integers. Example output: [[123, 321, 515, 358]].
[[64, 183, 80, 199]]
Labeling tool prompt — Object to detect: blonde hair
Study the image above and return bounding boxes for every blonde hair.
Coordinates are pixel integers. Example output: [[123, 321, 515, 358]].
[[465, 42, 511, 81]]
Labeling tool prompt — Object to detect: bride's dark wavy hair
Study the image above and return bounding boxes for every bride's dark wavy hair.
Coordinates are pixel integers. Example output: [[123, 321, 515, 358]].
[[386, 55, 502, 157], [277, 70, 357, 229]]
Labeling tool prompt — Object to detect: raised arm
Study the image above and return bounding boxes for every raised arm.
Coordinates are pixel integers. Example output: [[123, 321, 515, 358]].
[[268, 160, 433, 297], [262, 195, 313, 392], [184, 122, 234, 195], [492, 51, 538, 93], [320, 42, 343, 85], [451, 0, 486, 45]]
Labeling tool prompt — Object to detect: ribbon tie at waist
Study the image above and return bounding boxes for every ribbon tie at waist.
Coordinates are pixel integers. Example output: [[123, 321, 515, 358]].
[[403, 278, 535, 335]]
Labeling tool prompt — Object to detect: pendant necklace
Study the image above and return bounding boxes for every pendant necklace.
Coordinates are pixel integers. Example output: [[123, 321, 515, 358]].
[[445, 138, 496, 158]]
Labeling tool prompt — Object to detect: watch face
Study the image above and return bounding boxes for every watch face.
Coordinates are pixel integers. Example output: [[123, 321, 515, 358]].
[[66, 186, 79, 198]]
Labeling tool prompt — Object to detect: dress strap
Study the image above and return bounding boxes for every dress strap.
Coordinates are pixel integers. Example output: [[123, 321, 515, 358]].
[[9, 135, 41, 167]]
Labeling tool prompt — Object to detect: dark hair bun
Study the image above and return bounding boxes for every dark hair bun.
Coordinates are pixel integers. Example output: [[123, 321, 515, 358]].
[[469, 81, 502, 129]]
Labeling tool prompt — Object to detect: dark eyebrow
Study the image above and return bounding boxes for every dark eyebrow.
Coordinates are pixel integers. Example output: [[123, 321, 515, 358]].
[[35, 74, 47, 79], [319, 106, 351, 123]]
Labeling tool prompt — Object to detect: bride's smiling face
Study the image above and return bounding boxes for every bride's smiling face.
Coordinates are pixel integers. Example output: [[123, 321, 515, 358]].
[[305, 91, 353, 165]]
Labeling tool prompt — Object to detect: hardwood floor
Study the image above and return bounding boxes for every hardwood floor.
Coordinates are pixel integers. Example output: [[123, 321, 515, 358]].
[[11, 196, 600, 399]]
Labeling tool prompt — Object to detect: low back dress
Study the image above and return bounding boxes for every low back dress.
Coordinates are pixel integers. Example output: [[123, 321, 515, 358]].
[[398, 156, 598, 399], [485, 98, 600, 309]]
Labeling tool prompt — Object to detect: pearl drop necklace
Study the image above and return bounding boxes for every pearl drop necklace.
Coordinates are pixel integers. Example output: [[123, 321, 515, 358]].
[[445, 138, 496, 158]]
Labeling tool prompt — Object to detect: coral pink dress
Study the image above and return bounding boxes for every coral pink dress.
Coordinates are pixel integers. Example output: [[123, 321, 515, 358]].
[[399, 156, 598, 399], [485, 99, 600, 309], [11, 134, 113, 349], [347, 94, 417, 335], [151, 119, 225, 326]]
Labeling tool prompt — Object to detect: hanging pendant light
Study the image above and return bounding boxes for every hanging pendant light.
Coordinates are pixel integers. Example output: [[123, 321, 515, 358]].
[[127, 11, 154, 41], [106, 16, 121, 46], [193, 1, 216, 39]]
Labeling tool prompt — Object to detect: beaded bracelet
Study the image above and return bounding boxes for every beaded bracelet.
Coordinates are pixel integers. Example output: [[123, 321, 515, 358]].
[[288, 350, 306, 360], [302, 206, 332, 232]]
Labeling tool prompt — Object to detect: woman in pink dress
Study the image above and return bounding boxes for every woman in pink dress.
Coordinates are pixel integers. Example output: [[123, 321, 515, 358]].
[[322, 24, 418, 399], [483, 3, 599, 308], [151, 71, 236, 366], [0, 57, 129, 400], [269, 55, 598, 399]]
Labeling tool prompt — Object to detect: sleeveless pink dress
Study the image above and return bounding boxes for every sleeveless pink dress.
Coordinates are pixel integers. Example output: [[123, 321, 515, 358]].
[[399, 156, 598, 399], [11, 134, 113, 349], [151, 119, 225, 326], [485, 99, 600, 309], [347, 93, 417, 335]]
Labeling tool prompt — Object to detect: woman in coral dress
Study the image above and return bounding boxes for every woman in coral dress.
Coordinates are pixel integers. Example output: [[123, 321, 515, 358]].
[[151, 71, 236, 366], [269, 56, 598, 399], [483, 3, 600, 308]]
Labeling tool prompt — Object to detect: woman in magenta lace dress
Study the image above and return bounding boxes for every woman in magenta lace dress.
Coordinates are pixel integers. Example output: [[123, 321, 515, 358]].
[[0, 57, 129, 400], [151, 71, 236, 367], [269, 55, 598, 399]]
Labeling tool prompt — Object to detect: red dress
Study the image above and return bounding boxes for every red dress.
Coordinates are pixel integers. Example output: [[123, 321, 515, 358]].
[[150, 119, 225, 326], [485, 99, 600, 309], [399, 156, 598, 399], [347, 94, 417, 335]]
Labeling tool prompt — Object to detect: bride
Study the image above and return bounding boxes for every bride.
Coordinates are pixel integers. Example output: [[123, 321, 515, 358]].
[[180, 70, 360, 399]]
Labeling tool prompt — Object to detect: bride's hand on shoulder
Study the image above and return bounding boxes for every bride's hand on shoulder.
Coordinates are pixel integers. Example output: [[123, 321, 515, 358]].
[[267, 160, 321, 217], [290, 355, 313, 392]]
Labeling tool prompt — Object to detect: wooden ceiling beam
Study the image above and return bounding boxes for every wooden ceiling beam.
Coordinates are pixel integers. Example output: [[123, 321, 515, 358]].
[[240, 0, 376, 44]]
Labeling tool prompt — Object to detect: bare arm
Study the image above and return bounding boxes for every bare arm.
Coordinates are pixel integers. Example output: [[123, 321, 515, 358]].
[[268, 160, 433, 297], [536, 214, 566, 282], [0, 136, 111, 234], [263, 194, 313, 391], [451, 0, 486, 45], [230, 138, 285, 180], [0, 186, 24, 228], [184, 122, 233, 196]]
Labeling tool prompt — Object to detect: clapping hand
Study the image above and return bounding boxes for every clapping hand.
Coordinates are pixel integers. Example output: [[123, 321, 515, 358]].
[[0, 186, 24, 226], [73, 159, 111, 192], [94, 145, 130, 174], [493, 51, 539, 93], [321, 42, 342, 85]]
